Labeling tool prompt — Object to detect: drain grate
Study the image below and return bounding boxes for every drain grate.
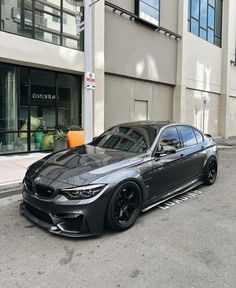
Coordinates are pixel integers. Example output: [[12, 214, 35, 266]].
[[157, 190, 202, 210]]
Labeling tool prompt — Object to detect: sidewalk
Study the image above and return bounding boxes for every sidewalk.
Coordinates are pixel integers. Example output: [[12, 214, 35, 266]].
[[0, 137, 236, 194], [0, 152, 48, 194], [215, 136, 236, 149]]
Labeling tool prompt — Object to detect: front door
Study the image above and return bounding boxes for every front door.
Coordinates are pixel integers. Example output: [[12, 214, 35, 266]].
[[149, 126, 186, 200]]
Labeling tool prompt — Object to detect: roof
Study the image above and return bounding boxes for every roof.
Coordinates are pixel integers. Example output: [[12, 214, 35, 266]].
[[118, 120, 174, 128]]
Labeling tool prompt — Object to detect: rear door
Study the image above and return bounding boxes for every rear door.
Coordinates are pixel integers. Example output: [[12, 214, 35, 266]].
[[177, 125, 206, 181]]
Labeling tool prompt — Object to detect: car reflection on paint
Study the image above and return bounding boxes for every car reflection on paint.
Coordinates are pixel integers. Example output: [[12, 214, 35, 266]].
[[20, 121, 218, 237]]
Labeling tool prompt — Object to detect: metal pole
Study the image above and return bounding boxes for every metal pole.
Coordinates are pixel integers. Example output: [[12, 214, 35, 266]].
[[84, 0, 93, 143]]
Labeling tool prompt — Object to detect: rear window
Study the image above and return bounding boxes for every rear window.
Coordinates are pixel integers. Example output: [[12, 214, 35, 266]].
[[194, 129, 204, 143], [178, 126, 197, 147]]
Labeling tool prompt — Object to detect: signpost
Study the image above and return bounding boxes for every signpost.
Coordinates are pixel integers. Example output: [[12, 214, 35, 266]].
[[65, 0, 97, 142], [202, 98, 208, 133], [85, 72, 96, 90]]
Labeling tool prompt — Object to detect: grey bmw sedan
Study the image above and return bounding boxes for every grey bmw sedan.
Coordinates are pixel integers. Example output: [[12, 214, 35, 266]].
[[20, 121, 218, 237]]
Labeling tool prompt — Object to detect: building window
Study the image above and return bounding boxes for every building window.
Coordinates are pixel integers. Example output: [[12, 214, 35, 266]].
[[0, 62, 82, 154], [188, 0, 222, 47], [52, 9, 60, 23], [0, 0, 83, 51], [52, 34, 59, 45], [136, 0, 160, 27]]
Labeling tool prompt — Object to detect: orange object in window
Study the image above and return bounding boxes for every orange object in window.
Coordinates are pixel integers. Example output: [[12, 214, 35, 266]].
[[67, 130, 85, 148]]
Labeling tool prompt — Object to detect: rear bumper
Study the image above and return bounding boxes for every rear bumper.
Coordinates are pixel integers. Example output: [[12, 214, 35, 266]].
[[20, 187, 110, 237]]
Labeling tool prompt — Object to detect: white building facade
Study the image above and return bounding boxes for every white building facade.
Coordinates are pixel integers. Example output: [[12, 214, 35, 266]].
[[0, 0, 235, 155]]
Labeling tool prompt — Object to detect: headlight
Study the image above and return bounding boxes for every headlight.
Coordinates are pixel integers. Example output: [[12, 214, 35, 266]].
[[61, 184, 106, 200]]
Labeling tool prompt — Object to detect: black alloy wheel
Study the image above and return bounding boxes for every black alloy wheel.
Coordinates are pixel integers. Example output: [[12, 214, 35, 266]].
[[203, 157, 218, 185], [106, 182, 142, 231]]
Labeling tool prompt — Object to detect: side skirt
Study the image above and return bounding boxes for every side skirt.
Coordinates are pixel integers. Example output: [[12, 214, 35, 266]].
[[141, 180, 203, 213]]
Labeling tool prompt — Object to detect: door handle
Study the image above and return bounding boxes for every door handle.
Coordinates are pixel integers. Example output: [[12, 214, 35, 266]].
[[180, 154, 185, 158]]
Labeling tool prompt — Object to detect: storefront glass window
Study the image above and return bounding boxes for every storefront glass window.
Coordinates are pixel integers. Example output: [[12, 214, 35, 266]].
[[0, 62, 81, 154], [58, 73, 80, 129], [30, 69, 56, 129]]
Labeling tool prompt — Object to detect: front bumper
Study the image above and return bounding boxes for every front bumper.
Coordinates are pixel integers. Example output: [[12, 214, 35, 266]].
[[20, 186, 110, 237]]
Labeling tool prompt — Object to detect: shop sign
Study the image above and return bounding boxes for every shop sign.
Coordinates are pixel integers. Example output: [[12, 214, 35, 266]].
[[32, 93, 56, 101], [85, 72, 95, 90], [31, 86, 57, 105]]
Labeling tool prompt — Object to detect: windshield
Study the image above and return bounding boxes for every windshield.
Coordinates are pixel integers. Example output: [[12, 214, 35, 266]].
[[91, 125, 158, 153]]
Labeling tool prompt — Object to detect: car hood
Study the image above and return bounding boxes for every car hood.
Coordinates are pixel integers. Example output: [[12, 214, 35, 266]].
[[26, 145, 143, 187]]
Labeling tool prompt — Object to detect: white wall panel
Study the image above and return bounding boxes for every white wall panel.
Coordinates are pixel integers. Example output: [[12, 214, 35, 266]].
[[186, 89, 220, 136], [0, 32, 84, 73], [105, 74, 173, 130]]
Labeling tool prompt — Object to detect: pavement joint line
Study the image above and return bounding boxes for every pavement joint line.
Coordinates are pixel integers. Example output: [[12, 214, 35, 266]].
[[0, 181, 22, 195], [0, 180, 22, 187], [0, 189, 22, 199]]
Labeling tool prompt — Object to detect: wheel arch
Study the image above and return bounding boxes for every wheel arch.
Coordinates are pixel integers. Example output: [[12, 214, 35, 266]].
[[103, 176, 145, 228]]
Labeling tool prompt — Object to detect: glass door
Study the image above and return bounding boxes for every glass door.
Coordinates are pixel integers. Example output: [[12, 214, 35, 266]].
[[29, 69, 56, 151], [0, 63, 29, 154]]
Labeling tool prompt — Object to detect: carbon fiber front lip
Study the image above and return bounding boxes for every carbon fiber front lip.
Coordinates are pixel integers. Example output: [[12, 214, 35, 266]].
[[20, 202, 100, 238]]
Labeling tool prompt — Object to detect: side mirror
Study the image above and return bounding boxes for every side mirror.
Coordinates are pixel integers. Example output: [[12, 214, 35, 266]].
[[92, 136, 98, 142]]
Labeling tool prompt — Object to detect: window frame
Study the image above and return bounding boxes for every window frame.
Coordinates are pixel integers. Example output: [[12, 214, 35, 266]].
[[0, 0, 82, 51], [188, 0, 223, 47], [135, 0, 160, 28], [0, 61, 82, 154], [193, 128, 204, 143], [177, 125, 198, 148], [154, 126, 183, 154]]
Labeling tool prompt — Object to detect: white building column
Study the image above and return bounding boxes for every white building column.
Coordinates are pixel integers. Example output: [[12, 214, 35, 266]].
[[92, 0, 105, 137], [219, 0, 231, 138], [173, 0, 188, 123]]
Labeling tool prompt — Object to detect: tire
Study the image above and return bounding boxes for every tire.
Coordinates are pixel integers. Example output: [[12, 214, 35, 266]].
[[106, 181, 142, 231], [203, 157, 218, 185]]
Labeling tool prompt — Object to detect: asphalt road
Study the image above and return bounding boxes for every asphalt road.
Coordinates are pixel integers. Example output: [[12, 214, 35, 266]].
[[0, 149, 236, 288]]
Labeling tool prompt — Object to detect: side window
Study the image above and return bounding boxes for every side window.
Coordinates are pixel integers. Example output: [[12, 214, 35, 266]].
[[159, 127, 182, 149], [179, 126, 197, 147], [194, 129, 204, 143]]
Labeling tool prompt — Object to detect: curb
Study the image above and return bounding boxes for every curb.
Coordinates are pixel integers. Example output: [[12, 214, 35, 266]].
[[218, 145, 236, 150], [0, 181, 22, 194]]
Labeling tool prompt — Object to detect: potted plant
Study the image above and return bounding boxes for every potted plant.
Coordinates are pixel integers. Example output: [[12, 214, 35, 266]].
[[41, 131, 54, 151], [34, 130, 44, 150], [67, 125, 84, 148], [53, 130, 68, 152]]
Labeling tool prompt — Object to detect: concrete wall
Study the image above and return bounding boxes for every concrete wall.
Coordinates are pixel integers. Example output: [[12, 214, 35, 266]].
[[105, 0, 178, 85], [105, 74, 173, 129], [107, 0, 178, 33], [0, 32, 84, 74], [229, 0, 236, 98], [186, 89, 220, 137], [185, 33, 222, 94], [228, 97, 236, 137], [183, 32, 222, 137]]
